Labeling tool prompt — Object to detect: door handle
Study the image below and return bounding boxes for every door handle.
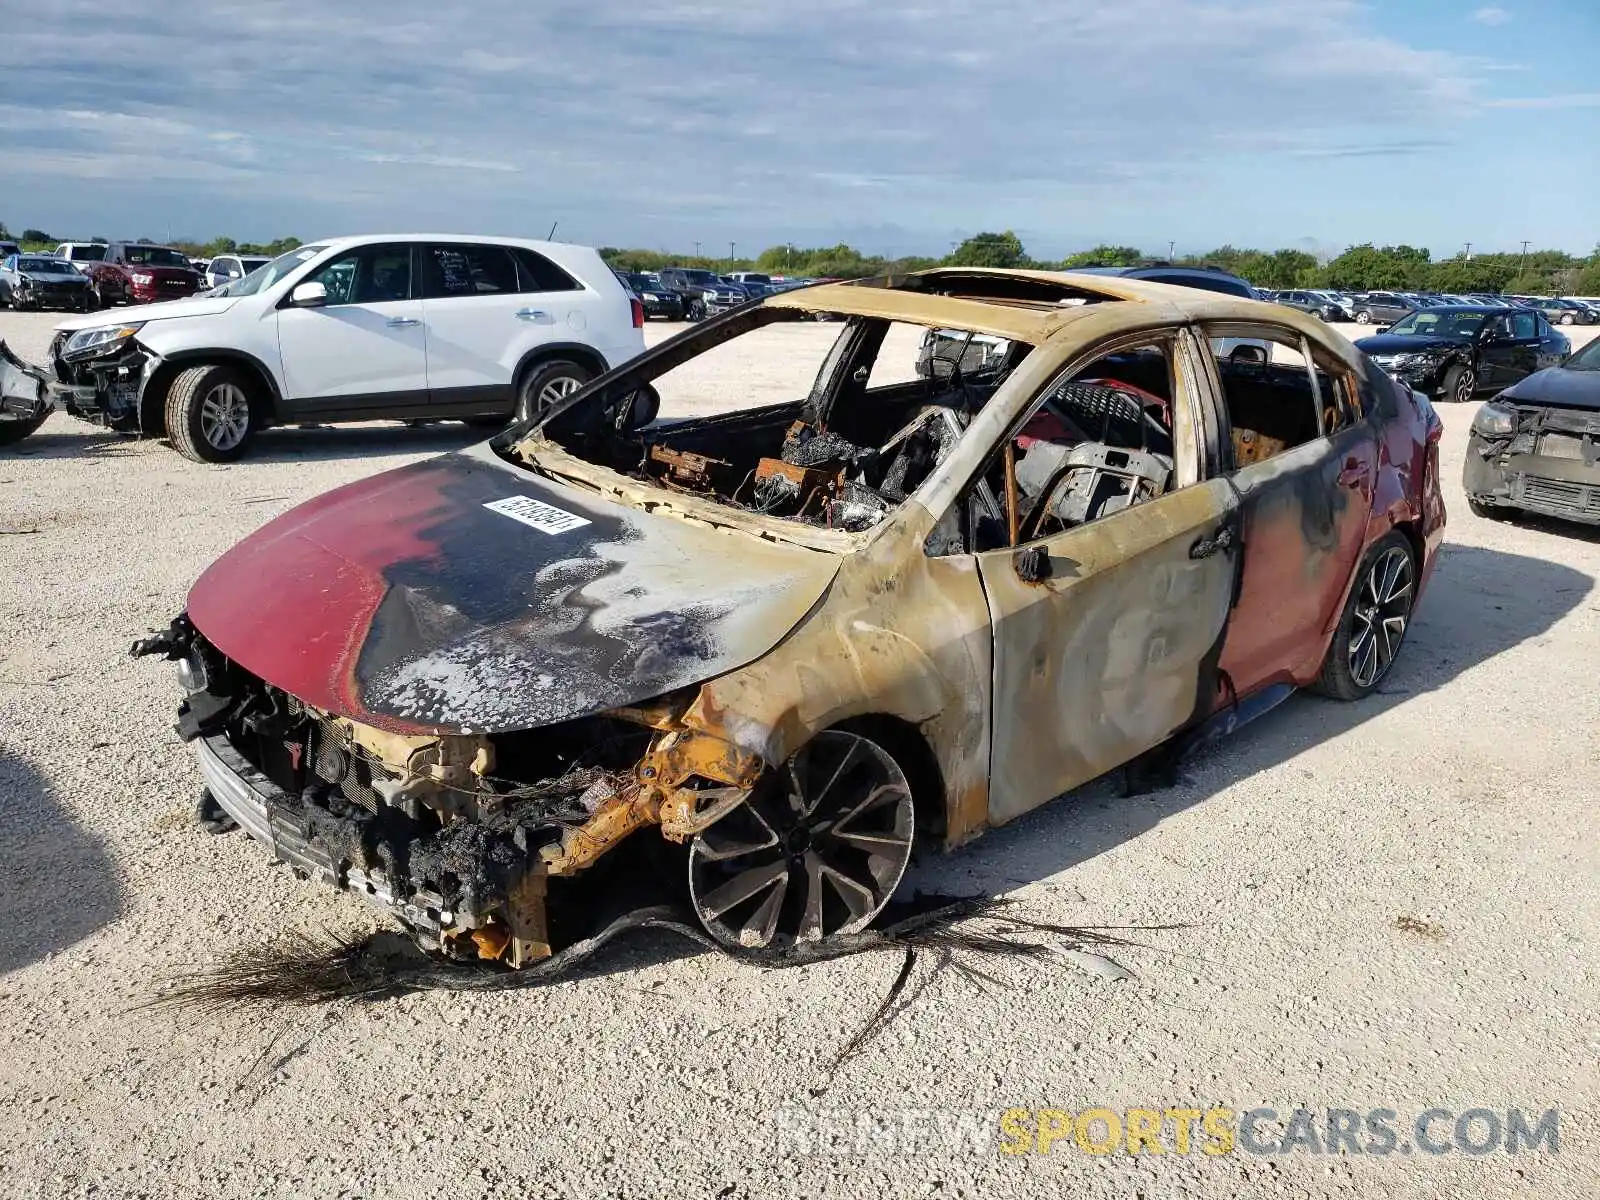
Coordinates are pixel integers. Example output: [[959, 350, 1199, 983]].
[[1189, 525, 1234, 559], [386, 316, 420, 328], [515, 308, 549, 321], [1337, 456, 1366, 488]]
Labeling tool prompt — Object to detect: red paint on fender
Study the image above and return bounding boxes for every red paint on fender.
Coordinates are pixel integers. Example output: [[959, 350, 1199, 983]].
[[186, 460, 460, 732]]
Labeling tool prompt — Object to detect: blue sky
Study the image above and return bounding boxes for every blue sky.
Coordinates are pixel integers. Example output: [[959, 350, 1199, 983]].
[[1, 0, 1595, 259]]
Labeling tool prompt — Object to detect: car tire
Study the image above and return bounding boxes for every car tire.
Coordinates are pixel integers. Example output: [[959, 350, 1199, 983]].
[[164, 364, 257, 463], [687, 298, 707, 322], [1560, 313, 1574, 325], [685, 727, 916, 953], [1311, 530, 1417, 702], [0, 411, 49, 448], [1441, 363, 1475, 403], [1355, 310, 1372, 324], [514, 359, 595, 425]]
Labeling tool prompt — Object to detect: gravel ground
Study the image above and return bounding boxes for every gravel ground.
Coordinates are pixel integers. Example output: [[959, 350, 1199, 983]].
[[1, 310, 1596, 1199]]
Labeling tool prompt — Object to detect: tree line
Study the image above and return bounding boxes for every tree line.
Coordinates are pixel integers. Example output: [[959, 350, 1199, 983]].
[[6, 219, 1594, 294], [605, 232, 1600, 297]]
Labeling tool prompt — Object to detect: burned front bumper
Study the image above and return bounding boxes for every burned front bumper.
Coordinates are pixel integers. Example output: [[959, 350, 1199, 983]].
[[192, 731, 551, 961], [1465, 414, 1600, 525]]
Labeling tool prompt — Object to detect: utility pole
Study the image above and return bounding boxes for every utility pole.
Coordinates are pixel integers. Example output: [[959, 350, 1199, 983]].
[[729, 241, 736, 267], [1519, 240, 1530, 276], [1463, 242, 1471, 260], [694, 240, 702, 259], [1168, 240, 1175, 261]]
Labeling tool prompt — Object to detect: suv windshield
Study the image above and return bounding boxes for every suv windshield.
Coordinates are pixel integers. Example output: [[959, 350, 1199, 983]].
[[70, 245, 106, 262], [226, 244, 327, 297], [122, 246, 190, 267], [1386, 310, 1489, 338], [679, 269, 719, 286]]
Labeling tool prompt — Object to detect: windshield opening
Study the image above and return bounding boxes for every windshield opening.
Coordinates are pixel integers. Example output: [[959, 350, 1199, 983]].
[[224, 244, 327, 296], [499, 306, 1035, 542], [1386, 310, 1489, 338]]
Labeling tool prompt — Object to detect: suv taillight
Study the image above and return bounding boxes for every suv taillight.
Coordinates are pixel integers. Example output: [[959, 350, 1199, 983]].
[[630, 297, 644, 329]]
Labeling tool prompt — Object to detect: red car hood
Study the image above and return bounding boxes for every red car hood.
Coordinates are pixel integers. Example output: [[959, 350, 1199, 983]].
[[186, 446, 839, 734]]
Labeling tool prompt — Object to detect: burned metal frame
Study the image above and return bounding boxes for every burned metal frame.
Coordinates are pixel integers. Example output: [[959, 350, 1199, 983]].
[[143, 268, 1441, 967]]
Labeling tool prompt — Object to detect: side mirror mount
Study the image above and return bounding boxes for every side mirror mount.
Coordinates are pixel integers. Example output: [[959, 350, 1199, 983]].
[[614, 383, 661, 432], [289, 281, 327, 308]]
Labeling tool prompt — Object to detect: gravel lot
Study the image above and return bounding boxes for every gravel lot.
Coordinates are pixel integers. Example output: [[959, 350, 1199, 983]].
[[1, 310, 1596, 1199]]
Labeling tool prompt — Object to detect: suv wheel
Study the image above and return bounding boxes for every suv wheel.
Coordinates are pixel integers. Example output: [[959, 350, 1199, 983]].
[[165, 364, 257, 463], [515, 360, 594, 425], [1355, 310, 1372, 324], [1560, 312, 1575, 325]]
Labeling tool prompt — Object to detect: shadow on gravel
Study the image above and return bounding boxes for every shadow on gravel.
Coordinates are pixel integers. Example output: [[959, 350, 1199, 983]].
[[909, 541, 1593, 897], [247, 423, 486, 464], [3, 429, 139, 459], [0, 749, 124, 975]]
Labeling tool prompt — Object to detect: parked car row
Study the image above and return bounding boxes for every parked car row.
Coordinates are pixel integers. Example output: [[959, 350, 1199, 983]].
[[612, 267, 815, 320], [1262, 287, 1600, 327]]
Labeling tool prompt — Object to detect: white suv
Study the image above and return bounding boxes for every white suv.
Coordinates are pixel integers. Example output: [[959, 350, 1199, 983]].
[[48, 234, 645, 462]]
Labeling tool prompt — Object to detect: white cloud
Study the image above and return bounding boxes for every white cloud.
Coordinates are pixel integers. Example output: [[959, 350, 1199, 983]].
[[1486, 93, 1600, 109], [1470, 6, 1511, 25], [0, 0, 1499, 247]]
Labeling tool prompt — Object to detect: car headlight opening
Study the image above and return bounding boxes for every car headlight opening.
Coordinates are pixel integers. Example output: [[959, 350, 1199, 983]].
[[62, 322, 145, 360], [1471, 401, 1517, 438]]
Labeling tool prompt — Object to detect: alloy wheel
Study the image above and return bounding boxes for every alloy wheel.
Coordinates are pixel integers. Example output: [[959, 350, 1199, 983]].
[[688, 729, 914, 951], [1348, 546, 1413, 688], [1454, 368, 1475, 403], [534, 374, 583, 413], [199, 382, 250, 452]]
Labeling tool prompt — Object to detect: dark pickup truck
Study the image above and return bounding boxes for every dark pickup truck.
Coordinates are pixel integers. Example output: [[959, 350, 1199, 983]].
[[79, 242, 203, 307]]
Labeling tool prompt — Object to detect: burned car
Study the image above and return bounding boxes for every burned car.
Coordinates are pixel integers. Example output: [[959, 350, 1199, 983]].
[[135, 269, 1445, 965], [1464, 334, 1600, 524]]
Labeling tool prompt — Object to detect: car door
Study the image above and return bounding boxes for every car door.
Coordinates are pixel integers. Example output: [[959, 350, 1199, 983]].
[[273, 241, 429, 416], [1475, 313, 1517, 389], [1504, 309, 1543, 383], [417, 242, 540, 413], [974, 327, 1242, 824], [1202, 321, 1378, 695]]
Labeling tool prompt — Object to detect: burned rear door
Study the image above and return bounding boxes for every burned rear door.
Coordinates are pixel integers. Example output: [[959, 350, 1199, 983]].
[[1201, 322, 1377, 695]]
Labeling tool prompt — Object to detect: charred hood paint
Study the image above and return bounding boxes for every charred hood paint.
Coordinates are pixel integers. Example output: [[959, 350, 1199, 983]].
[[186, 444, 840, 734]]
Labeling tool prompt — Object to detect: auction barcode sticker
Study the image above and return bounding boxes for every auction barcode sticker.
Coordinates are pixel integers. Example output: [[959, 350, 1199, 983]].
[[483, 495, 591, 534]]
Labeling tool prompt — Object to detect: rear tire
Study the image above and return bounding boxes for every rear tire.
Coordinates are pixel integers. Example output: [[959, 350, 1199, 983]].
[[1312, 530, 1417, 701], [514, 360, 594, 425], [1560, 313, 1575, 325], [1355, 310, 1372, 324], [164, 364, 257, 463]]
